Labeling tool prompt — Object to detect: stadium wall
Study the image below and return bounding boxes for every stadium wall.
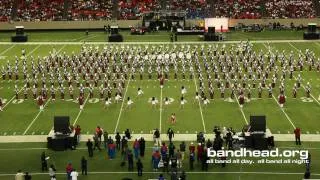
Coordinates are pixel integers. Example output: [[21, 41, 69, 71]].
[[0, 19, 319, 31]]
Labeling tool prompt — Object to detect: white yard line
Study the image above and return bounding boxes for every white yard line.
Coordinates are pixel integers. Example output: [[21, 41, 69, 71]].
[[72, 94, 90, 126], [271, 95, 296, 129], [2, 88, 24, 109], [235, 98, 249, 124], [0, 44, 16, 56], [80, 35, 98, 42], [26, 44, 41, 57], [192, 72, 206, 133], [114, 73, 132, 133], [22, 97, 52, 135]]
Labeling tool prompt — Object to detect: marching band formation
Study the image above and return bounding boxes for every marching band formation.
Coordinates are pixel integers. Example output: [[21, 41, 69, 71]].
[[0, 41, 319, 111]]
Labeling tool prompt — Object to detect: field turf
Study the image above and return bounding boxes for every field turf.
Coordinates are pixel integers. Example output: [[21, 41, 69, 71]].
[[0, 30, 319, 180], [0, 41, 320, 135]]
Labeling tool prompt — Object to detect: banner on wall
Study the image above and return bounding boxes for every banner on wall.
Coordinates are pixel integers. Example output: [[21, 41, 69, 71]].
[[204, 18, 229, 32]]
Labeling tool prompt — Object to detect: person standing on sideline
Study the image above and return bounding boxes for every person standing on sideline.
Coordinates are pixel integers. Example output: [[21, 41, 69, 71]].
[[66, 163, 73, 180], [41, 151, 48, 172], [136, 158, 143, 176], [133, 139, 140, 159], [86, 139, 93, 157], [24, 172, 31, 180], [103, 131, 108, 149], [125, 129, 131, 140], [139, 137, 146, 157], [115, 132, 121, 150], [189, 152, 195, 170], [48, 164, 56, 180], [15, 170, 24, 180], [93, 133, 102, 151], [153, 128, 161, 146], [294, 127, 301, 145], [74, 125, 81, 144], [127, 150, 134, 171], [70, 169, 78, 180], [108, 141, 116, 159], [152, 150, 161, 171], [167, 128, 174, 142], [81, 156, 87, 175], [179, 141, 186, 160]]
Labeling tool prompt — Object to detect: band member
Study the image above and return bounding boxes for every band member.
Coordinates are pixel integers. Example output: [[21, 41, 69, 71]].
[[159, 74, 164, 88], [164, 97, 170, 106], [170, 113, 176, 124], [181, 86, 187, 96], [137, 88, 144, 97], [278, 93, 286, 108], [15, 85, 19, 99], [69, 85, 74, 100], [23, 87, 28, 99], [306, 82, 311, 98], [194, 92, 201, 103], [38, 95, 44, 111], [238, 93, 245, 108], [151, 97, 158, 108], [104, 97, 111, 109], [89, 85, 94, 99], [180, 96, 186, 109], [32, 85, 37, 100], [78, 95, 84, 110], [60, 85, 65, 100], [268, 84, 272, 98], [220, 84, 225, 98], [296, 74, 301, 88], [115, 92, 122, 103], [203, 96, 210, 106], [126, 97, 133, 109], [50, 86, 56, 101], [293, 83, 297, 98], [258, 84, 262, 98]]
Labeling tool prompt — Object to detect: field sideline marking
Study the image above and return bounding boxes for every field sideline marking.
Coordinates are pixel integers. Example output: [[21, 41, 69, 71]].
[[0, 44, 16, 56], [0, 171, 319, 176], [114, 73, 132, 133], [235, 97, 248, 124], [263, 43, 296, 129], [192, 72, 206, 133], [22, 97, 52, 135], [72, 94, 90, 126], [288, 42, 320, 106]]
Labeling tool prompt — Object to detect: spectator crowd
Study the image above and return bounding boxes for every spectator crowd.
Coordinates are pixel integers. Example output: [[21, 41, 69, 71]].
[[0, 0, 318, 21]]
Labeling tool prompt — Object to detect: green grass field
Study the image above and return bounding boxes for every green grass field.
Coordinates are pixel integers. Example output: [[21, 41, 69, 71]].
[[0, 30, 319, 180]]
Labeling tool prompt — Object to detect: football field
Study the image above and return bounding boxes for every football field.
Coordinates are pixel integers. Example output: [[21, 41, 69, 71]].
[[0, 40, 320, 137], [1, 32, 320, 180]]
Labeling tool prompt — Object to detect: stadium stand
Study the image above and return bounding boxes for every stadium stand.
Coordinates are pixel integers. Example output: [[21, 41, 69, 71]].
[[0, 0, 318, 21], [70, 0, 113, 20], [0, 0, 14, 22], [118, 0, 161, 20], [265, 0, 316, 18], [16, 0, 64, 21]]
